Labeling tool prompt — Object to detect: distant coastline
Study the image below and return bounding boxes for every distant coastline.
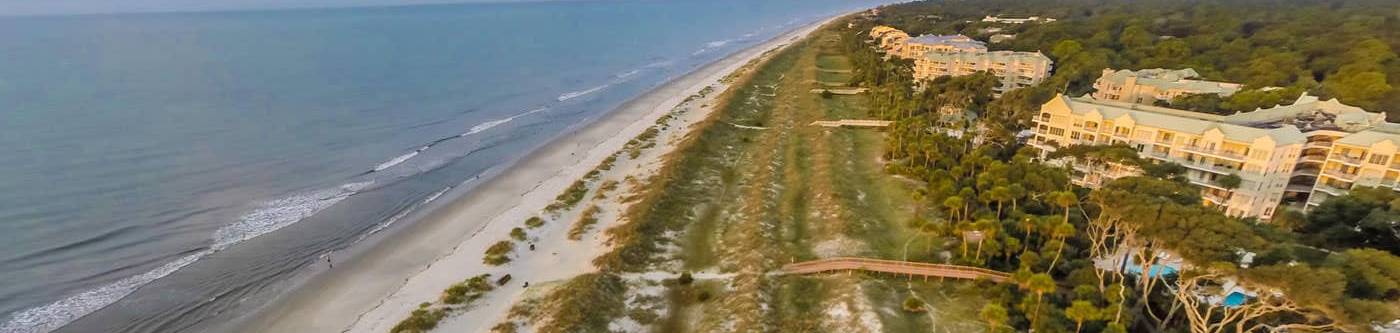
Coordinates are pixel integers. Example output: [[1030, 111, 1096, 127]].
[[231, 13, 848, 333]]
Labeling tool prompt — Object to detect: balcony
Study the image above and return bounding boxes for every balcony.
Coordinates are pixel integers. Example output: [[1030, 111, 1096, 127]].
[[1314, 183, 1350, 196], [1331, 154, 1365, 166], [1203, 192, 1231, 205], [1320, 169, 1358, 182], [1304, 141, 1334, 149], [1180, 145, 1247, 161], [1291, 168, 1320, 177], [1285, 184, 1314, 193], [1187, 175, 1231, 191], [1180, 160, 1245, 176], [1297, 154, 1327, 164]]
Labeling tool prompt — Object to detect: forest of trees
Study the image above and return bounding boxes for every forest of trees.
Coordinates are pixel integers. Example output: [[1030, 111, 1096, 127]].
[[878, 0, 1399, 123], [840, 0, 1400, 331]]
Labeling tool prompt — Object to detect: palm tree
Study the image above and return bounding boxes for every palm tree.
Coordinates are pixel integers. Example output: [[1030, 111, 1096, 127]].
[[988, 185, 1012, 219], [1050, 190, 1077, 226], [1065, 300, 1102, 333], [1046, 220, 1076, 273], [1027, 273, 1056, 329], [943, 196, 964, 222]]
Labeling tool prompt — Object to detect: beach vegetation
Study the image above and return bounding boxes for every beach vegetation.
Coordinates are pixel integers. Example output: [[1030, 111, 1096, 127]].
[[594, 180, 619, 199], [441, 274, 493, 304], [391, 274, 496, 333], [525, 216, 545, 228], [390, 307, 447, 333], [567, 205, 602, 240], [544, 180, 590, 214], [509, 227, 526, 241], [489, 321, 518, 333], [483, 241, 514, 265], [901, 296, 927, 313], [527, 273, 627, 333]]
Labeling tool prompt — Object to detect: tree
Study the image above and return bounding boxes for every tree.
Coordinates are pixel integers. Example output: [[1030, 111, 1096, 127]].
[[944, 196, 966, 222], [1215, 174, 1242, 191], [979, 303, 1009, 333], [1064, 300, 1102, 333], [1027, 273, 1057, 329], [1047, 220, 1077, 273]]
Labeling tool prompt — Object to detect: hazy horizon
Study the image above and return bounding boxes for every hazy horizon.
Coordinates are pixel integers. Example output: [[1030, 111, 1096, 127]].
[[0, 0, 569, 17]]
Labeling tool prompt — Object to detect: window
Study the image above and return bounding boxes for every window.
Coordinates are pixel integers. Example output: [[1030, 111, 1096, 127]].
[[1115, 127, 1130, 136], [1369, 154, 1390, 165], [1070, 132, 1081, 140], [1049, 127, 1065, 136]]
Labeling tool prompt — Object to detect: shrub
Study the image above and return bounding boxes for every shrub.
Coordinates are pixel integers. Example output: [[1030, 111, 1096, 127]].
[[545, 180, 591, 213], [390, 307, 446, 333], [525, 216, 545, 228], [901, 296, 927, 313], [568, 206, 602, 240], [484, 241, 515, 265], [490, 321, 518, 333], [441, 274, 493, 304], [594, 180, 620, 199], [677, 272, 694, 285], [510, 227, 527, 241]]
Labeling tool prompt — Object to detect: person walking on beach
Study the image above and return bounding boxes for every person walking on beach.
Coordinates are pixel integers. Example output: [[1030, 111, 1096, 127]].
[[325, 251, 334, 269]]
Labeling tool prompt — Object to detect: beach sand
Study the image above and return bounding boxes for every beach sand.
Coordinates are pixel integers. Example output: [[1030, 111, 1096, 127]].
[[234, 15, 840, 333]]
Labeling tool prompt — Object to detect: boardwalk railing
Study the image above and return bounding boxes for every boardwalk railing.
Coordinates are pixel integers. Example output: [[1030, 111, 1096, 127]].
[[780, 257, 1011, 283], [809, 119, 892, 128]]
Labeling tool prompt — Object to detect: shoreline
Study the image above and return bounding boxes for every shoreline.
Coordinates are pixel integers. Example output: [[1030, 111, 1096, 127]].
[[233, 14, 844, 333]]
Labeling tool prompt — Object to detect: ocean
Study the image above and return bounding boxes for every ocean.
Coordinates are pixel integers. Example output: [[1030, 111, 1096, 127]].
[[0, 1, 890, 332]]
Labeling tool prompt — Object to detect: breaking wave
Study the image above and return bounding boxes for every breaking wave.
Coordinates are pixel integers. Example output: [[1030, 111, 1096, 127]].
[[356, 186, 454, 243], [0, 181, 373, 333], [556, 84, 609, 102], [463, 107, 549, 136], [372, 150, 422, 172]]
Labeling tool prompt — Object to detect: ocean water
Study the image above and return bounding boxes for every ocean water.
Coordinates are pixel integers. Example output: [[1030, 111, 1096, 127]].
[[0, 1, 891, 332]]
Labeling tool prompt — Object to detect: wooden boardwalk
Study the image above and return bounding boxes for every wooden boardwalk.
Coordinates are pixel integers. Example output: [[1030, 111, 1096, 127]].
[[781, 257, 1011, 283], [810, 88, 868, 95], [809, 119, 892, 128]]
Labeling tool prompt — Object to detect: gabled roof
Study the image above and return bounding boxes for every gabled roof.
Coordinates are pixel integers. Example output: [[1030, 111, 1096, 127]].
[[1049, 95, 1308, 145]]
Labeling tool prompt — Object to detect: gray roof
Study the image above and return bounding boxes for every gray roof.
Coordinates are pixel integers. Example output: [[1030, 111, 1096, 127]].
[[908, 34, 987, 51], [1099, 68, 1242, 96], [923, 50, 1051, 65]]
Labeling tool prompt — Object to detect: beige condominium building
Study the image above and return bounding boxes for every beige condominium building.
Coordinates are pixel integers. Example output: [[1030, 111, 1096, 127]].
[[915, 50, 1052, 94], [868, 27, 1052, 94], [1092, 68, 1243, 104], [1030, 93, 1398, 219]]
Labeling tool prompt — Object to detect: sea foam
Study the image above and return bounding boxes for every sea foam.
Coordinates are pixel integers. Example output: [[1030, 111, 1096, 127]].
[[1, 181, 372, 333], [556, 84, 609, 102]]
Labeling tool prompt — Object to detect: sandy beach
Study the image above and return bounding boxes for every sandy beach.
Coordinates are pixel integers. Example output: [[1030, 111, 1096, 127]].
[[234, 14, 840, 333]]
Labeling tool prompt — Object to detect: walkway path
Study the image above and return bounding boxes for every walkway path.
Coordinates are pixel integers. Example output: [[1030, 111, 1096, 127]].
[[780, 257, 1011, 283], [809, 119, 892, 128]]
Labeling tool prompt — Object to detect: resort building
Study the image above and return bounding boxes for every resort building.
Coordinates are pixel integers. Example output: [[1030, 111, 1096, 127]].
[[989, 34, 1016, 44], [868, 27, 1052, 94], [1029, 93, 1399, 219], [914, 50, 1052, 94], [1092, 68, 1243, 104], [981, 15, 1056, 24], [899, 34, 986, 58]]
